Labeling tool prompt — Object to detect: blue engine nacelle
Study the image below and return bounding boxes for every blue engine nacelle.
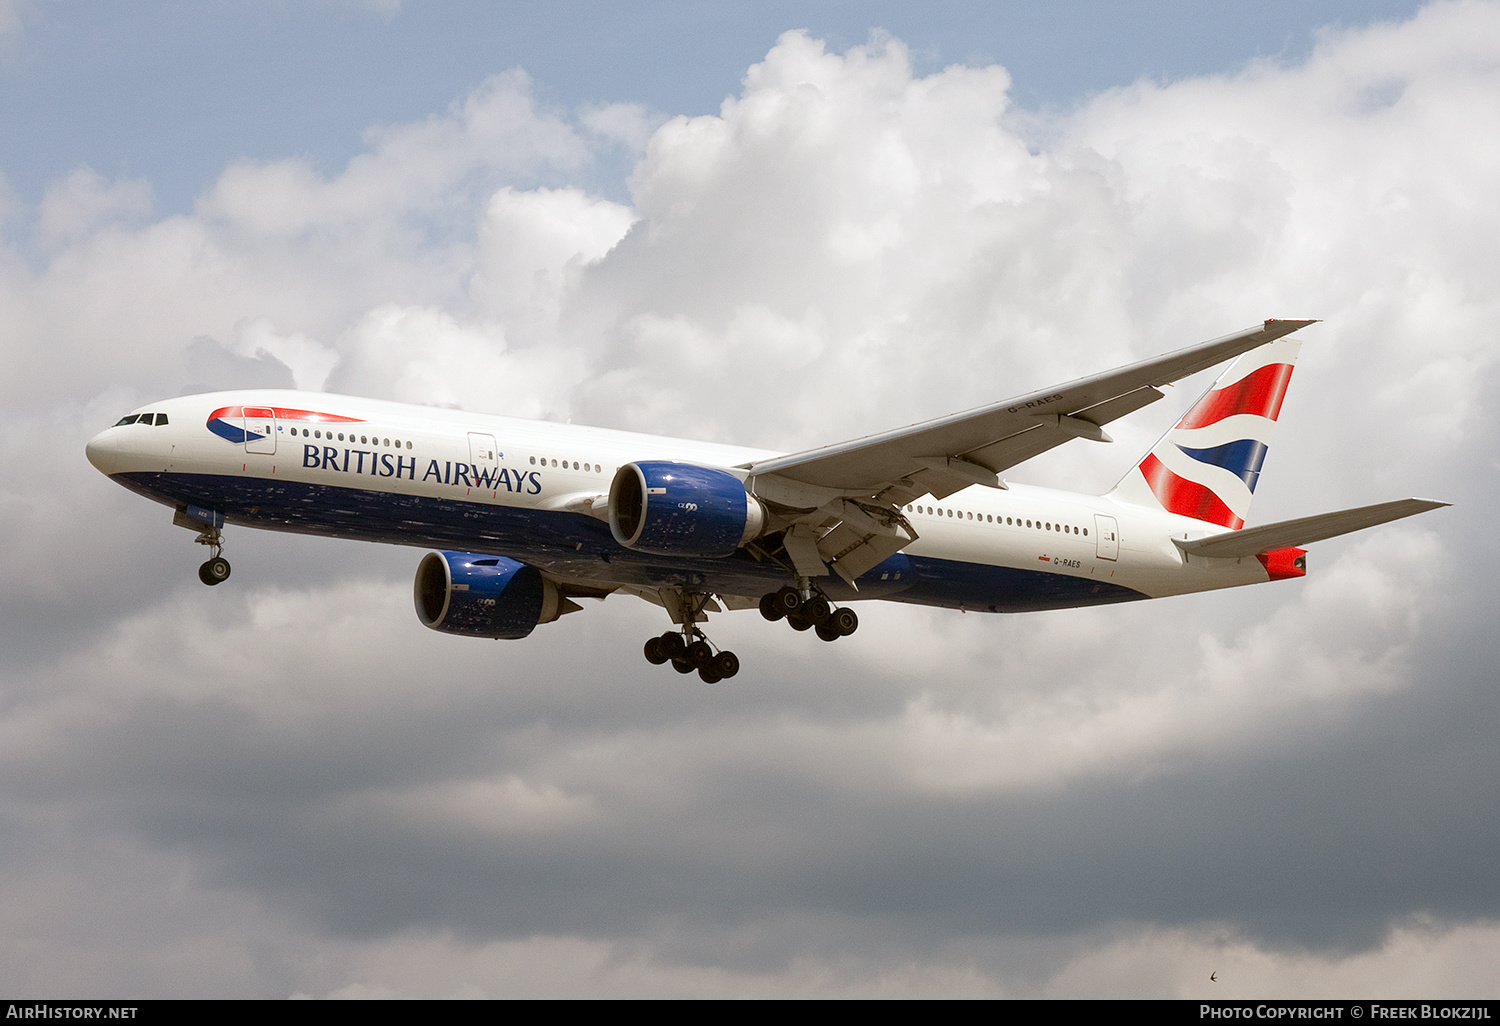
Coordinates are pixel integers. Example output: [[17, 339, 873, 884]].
[[608, 461, 767, 557], [413, 551, 567, 639]]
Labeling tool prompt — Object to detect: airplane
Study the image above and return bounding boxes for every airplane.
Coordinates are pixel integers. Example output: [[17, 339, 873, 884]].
[[85, 319, 1447, 682]]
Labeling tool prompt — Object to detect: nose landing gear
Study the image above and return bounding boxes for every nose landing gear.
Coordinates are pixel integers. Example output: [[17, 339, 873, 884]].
[[174, 507, 231, 586]]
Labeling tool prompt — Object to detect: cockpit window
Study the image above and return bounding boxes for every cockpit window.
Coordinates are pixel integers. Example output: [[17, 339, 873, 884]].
[[154, 414, 168, 426], [115, 414, 140, 426]]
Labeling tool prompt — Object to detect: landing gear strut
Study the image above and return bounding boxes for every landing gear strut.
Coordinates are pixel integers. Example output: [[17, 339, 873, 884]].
[[759, 586, 858, 641]]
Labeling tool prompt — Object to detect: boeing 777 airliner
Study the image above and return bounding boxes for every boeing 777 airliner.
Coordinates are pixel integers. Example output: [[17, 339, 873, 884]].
[[85, 320, 1446, 681]]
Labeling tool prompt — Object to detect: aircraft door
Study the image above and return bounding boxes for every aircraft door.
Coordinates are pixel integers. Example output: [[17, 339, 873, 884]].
[[469, 432, 499, 474], [1094, 514, 1119, 561], [242, 407, 277, 455]]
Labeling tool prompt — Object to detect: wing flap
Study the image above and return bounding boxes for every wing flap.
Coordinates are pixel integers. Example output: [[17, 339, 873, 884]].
[[1174, 498, 1450, 558]]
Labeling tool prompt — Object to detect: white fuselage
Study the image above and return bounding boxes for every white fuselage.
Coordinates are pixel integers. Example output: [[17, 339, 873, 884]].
[[85, 389, 1279, 614]]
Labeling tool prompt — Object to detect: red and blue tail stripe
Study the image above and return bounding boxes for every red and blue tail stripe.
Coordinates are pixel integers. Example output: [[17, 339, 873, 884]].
[[1110, 339, 1300, 530], [1176, 362, 1294, 430]]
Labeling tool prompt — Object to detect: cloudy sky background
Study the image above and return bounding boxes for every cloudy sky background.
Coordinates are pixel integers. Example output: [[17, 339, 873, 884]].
[[1, 0, 1496, 998]]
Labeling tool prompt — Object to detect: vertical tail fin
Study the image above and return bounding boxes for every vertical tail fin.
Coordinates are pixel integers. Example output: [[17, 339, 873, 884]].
[[1108, 338, 1301, 529]]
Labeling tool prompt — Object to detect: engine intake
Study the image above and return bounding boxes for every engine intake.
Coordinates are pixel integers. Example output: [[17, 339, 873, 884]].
[[414, 551, 567, 639], [609, 461, 766, 557]]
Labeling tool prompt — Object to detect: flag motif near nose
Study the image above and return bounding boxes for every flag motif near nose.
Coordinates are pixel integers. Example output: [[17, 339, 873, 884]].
[[205, 405, 365, 444]]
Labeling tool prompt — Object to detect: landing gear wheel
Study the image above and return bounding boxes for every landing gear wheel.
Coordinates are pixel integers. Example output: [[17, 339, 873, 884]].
[[658, 632, 686, 660], [671, 657, 696, 674], [687, 639, 714, 668], [698, 665, 723, 684], [802, 595, 831, 624], [773, 587, 802, 616], [830, 607, 859, 636], [644, 637, 669, 664], [815, 622, 841, 642], [713, 651, 740, 679], [787, 613, 813, 631], [759, 593, 786, 621], [198, 556, 231, 586]]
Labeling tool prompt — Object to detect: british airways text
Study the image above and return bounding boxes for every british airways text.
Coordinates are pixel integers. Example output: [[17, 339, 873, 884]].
[[302, 445, 542, 493]]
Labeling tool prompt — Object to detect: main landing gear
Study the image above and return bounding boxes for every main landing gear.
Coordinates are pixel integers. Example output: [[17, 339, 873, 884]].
[[758, 586, 858, 642], [643, 629, 741, 684], [639, 585, 854, 683]]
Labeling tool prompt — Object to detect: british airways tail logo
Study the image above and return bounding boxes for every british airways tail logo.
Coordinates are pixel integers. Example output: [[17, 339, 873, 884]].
[[206, 405, 365, 444], [1135, 354, 1297, 530]]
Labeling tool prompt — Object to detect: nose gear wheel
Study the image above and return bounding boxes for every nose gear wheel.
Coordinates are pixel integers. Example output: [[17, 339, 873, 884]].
[[184, 521, 231, 587]]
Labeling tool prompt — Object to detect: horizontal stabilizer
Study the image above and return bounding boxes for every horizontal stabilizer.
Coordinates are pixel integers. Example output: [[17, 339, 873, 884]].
[[1174, 498, 1450, 558]]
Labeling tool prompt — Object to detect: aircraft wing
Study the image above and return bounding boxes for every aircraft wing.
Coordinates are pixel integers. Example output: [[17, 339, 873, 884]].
[[744, 319, 1317, 506], [1173, 498, 1450, 559]]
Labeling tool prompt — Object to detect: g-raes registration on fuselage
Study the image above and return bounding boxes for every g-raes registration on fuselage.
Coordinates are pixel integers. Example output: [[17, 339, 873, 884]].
[[86, 320, 1446, 682]]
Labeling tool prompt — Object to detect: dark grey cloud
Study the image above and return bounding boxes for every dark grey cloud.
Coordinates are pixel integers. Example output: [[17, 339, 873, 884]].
[[181, 335, 296, 394]]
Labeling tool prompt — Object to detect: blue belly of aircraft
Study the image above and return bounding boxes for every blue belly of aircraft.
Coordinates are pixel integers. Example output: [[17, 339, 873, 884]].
[[114, 471, 1146, 613]]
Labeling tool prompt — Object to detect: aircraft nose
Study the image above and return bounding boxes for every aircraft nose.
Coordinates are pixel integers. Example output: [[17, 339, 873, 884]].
[[85, 427, 128, 475]]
